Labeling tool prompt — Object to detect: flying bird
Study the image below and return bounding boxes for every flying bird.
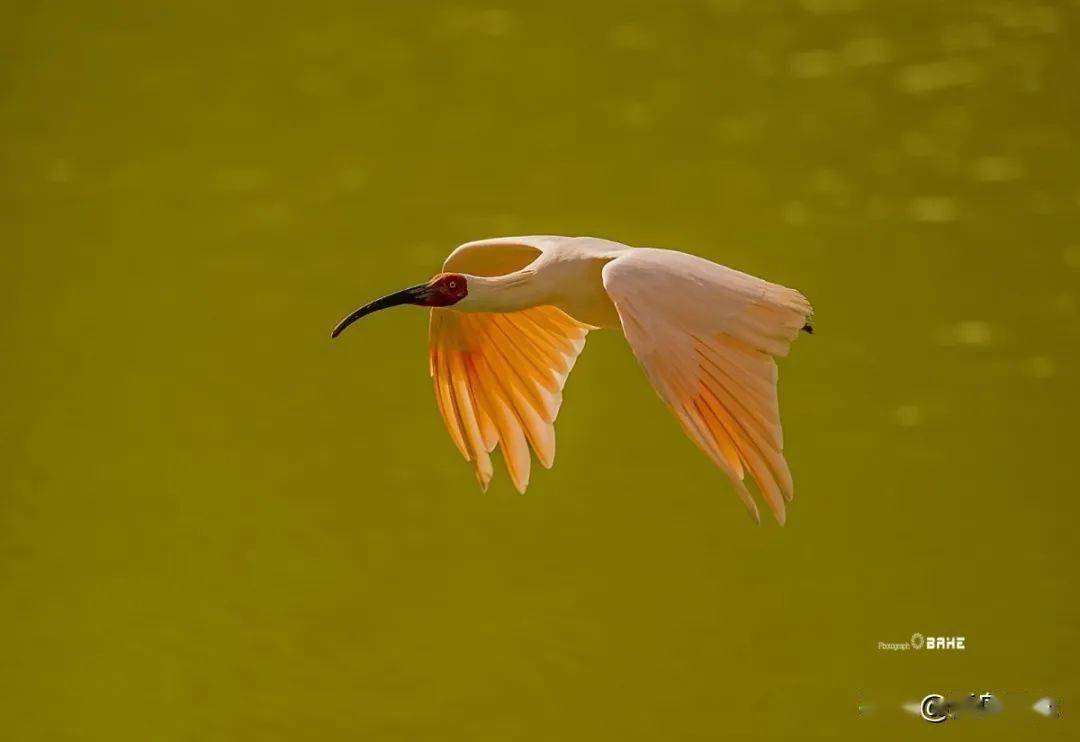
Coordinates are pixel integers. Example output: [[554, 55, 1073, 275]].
[[332, 236, 812, 523]]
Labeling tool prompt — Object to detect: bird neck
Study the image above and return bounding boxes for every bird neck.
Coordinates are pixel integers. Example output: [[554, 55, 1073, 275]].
[[461, 269, 546, 313]]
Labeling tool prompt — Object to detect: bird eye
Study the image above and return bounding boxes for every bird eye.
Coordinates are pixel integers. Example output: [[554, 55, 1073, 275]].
[[448, 281, 457, 289]]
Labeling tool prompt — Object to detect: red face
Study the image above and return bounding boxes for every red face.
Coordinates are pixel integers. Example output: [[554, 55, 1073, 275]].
[[425, 273, 468, 307]]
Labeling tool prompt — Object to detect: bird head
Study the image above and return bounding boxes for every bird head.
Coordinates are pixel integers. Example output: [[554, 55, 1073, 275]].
[[331, 273, 468, 338]]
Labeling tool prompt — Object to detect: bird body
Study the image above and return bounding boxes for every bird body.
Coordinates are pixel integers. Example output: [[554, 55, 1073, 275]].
[[442, 235, 628, 326], [332, 235, 813, 524]]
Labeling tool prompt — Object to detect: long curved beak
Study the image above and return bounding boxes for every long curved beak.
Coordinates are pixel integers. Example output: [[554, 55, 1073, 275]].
[[330, 283, 431, 339]]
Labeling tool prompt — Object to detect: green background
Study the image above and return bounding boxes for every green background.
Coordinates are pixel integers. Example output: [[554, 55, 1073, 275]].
[[2, 1, 1077, 739]]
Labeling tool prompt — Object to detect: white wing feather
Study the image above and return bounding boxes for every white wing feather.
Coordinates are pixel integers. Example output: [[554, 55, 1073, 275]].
[[602, 249, 812, 523]]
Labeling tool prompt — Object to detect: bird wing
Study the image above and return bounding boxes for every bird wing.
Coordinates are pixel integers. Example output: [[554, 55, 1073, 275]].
[[601, 249, 812, 524], [429, 305, 590, 493], [442, 235, 563, 276]]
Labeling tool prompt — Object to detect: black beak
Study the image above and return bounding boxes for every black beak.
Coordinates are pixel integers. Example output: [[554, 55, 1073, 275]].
[[330, 283, 431, 339]]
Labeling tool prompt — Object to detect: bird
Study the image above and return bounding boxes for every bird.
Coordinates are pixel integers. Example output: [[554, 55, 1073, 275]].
[[331, 236, 813, 524]]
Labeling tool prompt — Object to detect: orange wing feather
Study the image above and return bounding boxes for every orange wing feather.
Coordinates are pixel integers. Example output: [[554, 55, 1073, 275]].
[[428, 306, 590, 492]]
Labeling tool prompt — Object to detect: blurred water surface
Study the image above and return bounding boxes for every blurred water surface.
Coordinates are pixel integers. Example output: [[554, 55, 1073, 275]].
[[2, 1, 1078, 740]]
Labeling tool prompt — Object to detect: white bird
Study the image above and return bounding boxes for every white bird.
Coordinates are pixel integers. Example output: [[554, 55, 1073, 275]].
[[332, 236, 813, 524]]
